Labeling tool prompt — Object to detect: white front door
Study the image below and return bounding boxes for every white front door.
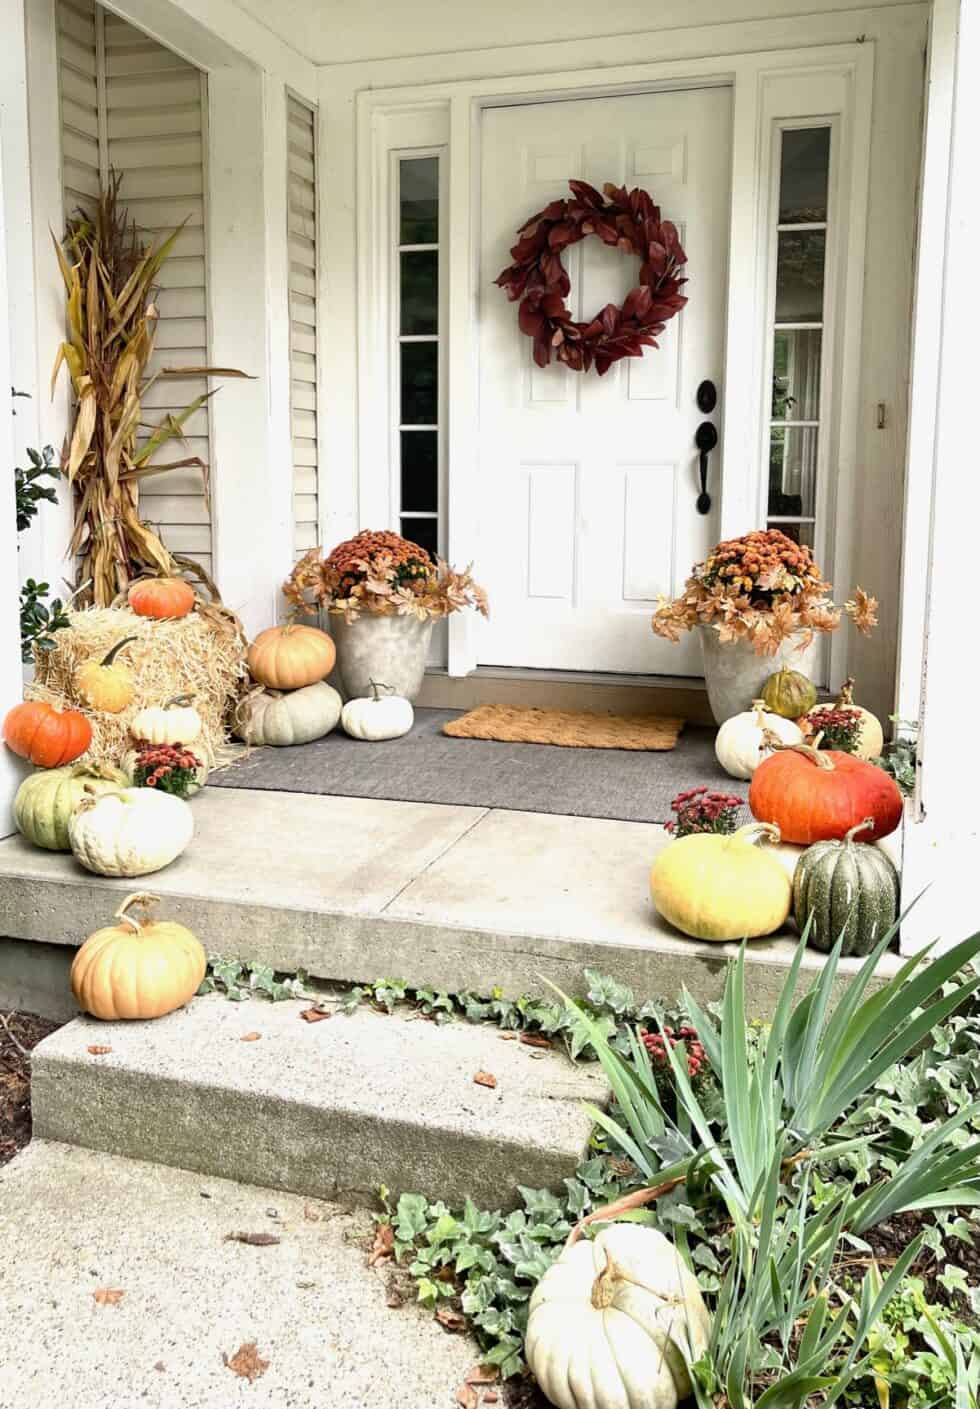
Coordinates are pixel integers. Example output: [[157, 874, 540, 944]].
[[473, 87, 732, 676]]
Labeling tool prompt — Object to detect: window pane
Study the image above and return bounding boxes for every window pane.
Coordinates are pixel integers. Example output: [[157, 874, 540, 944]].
[[401, 430, 438, 511], [769, 520, 815, 549], [401, 516, 438, 559], [769, 426, 818, 518], [779, 128, 831, 223], [400, 343, 438, 424], [400, 251, 438, 335], [400, 158, 438, 244], [772, 329, 822, 420], [775, 231, 825, 324]]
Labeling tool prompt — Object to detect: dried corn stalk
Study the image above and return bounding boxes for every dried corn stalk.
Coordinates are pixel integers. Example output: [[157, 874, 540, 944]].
[[52, 172, 249, 606]]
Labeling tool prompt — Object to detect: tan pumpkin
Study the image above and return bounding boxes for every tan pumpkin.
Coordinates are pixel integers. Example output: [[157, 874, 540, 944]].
[[130, 694, 202, 746], [247, 623, 336, 690], [807, 677, 884, 760], [75, 636, 137, 714], [71, 892, 206, 1020]]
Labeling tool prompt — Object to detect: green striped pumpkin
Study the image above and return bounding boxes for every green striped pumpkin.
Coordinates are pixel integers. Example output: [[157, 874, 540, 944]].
[[792, 819, 900, 955]]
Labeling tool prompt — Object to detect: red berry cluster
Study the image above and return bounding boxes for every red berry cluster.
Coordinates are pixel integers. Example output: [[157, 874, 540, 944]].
[[642, 1026, 707, 1080], [665, 786, 742, 837], [132, 741, 201, 796]]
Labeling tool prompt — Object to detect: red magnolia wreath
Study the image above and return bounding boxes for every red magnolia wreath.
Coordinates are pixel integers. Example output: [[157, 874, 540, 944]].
[[494, 179, 688, 375]]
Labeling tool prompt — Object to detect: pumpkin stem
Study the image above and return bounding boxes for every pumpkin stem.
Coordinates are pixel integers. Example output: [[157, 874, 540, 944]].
[[590, 1250, 623, 1310], [164, 693, 196, 710], [767, 737, 835, 770], [837, 676, 856, 706], [730, 821, 782, 848], [113, 892, 161, 934], [844, 817, 876, 845], [368, 680, 392, 701], [99, 635, 138, 667]]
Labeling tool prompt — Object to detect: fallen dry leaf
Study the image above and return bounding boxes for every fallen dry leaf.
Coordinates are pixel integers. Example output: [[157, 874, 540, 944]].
[[299, 1006, 331, 1023], [93, 1288, 124, 1306], [484, 1393, 499, 1404], [303, 1203, 321, 1222], [455, 1386, 478, 1409], [436, 1305, 467, 1333], [86, 1045, 112, 1056], [385, 1276, 405, 1309], [465, 1365, 499, 1385], [519, 1032, 552, 1049], [223, 1231, 281, 1247], [153, 1362, 166, 1373], [473, 1071, 497, 1089], [367, 1223, 394, 1267], [223, 1342, 269, 1384], [240, 1032, 261, 1043], [498, 1032, 517, 1041]]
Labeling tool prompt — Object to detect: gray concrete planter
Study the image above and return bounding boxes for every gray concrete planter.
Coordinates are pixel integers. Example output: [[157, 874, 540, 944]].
[[331, 613, 434, 702], [699, 625, 818, 724]]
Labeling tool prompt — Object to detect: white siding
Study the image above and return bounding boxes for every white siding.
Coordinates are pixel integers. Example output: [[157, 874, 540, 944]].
[[57, 1, 212, 579], [287, 95, 320, 557]]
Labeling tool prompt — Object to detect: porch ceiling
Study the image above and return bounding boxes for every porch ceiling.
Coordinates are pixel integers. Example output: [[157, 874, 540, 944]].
[[229, 0, 920, 66]]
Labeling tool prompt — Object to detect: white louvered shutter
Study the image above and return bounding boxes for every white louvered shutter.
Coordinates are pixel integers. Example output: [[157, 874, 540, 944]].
[[287, 96, 320, 557], [57, 1, 213, 580]]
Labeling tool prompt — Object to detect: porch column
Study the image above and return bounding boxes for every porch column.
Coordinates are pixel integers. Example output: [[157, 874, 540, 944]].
[[898, 0, 980, 953], [206, 65, 293, 636]]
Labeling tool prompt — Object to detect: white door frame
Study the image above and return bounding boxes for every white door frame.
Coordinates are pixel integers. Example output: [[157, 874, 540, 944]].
[[349, 42, 873, 677]]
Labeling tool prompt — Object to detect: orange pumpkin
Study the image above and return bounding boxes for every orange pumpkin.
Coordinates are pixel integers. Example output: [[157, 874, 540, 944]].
[[3, 701, 92, 768], [127, 577, 195, 620], [247, 623, 336, 689], [749, 741, 903, 845]]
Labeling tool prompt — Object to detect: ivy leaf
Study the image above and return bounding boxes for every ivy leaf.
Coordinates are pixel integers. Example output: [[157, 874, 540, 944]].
[[395, 1193, 429, 1242]]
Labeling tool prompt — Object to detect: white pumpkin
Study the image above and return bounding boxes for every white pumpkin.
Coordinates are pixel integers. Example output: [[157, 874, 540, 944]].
[[341, 681, 414, 741], [131, 694, 202, 745], [68, 788, 193, 877], [807, 677, 884, 760], [525, 1224, 710, 1409], [714, 698, 803, 780], [234, 681, 342, 747]]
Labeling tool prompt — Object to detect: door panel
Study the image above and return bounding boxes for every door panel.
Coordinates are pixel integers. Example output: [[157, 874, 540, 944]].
[[474, 87, 732, 675]]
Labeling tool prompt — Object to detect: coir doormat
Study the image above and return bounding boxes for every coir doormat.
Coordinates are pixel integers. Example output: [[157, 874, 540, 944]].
[[442, 704, 685, 750]]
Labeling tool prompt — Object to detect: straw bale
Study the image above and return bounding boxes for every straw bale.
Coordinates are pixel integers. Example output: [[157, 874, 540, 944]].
[[28, 606, 248, 771]]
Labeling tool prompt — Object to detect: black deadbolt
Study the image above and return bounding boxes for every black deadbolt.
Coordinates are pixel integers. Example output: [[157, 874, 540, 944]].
[[696, 380, 717, 414]]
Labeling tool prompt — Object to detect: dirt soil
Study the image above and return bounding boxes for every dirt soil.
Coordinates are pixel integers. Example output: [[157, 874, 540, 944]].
[[0, 1011, 61, 1167]]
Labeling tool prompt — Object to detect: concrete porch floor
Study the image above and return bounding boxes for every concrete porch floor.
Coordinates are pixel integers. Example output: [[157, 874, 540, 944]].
[[0, 787, 902, 1019]]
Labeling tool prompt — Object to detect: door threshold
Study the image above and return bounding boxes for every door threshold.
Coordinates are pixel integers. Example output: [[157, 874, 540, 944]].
[[417, 666, 714, 724]]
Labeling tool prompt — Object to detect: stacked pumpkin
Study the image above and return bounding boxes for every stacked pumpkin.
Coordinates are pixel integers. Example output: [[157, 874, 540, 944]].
[[236, 624, 416, 744], [653, 668, 902, 954]]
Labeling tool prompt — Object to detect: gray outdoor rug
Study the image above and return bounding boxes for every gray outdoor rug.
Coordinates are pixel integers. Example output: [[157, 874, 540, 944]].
[[210, 708, 747, 825]]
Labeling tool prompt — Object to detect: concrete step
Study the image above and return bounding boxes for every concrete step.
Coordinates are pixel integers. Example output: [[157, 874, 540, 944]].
[[31, 994, 604, 1209], [0, 1140, 477, 1409], [0, 787, 905, 1023]]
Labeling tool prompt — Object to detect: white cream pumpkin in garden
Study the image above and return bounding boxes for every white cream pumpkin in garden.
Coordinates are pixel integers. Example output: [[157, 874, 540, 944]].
[[68, 788, 194, 877], [234, 681, 342, 747], [130, 694, 202, 746], [714, 699, 803, 780], [650, 822, 791, 941], [71, 892, 206, 1021], [525, 1223, 710, 1409], [341, 681, 414, 741]]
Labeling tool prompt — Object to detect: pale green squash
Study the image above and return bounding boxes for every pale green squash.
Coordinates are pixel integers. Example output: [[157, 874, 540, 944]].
[[13, 763, 130, 852]]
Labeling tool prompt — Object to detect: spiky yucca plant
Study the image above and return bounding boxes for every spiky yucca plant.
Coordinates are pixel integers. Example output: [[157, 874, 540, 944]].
[[51, 172, 247, 606]]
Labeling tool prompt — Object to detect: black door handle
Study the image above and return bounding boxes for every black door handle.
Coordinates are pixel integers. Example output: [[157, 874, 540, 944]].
[[695, 421, 717, 514]]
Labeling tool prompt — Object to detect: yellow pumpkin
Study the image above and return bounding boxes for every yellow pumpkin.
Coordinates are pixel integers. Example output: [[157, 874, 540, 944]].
[[70, 892, 206, 1021], [650, 822, 791, 941], [75, 637, 137, 714]]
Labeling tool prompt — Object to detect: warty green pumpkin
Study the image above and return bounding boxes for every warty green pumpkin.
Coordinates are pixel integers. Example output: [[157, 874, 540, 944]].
[[13, 763, 130, 851], [792, 818, 900, 955]]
